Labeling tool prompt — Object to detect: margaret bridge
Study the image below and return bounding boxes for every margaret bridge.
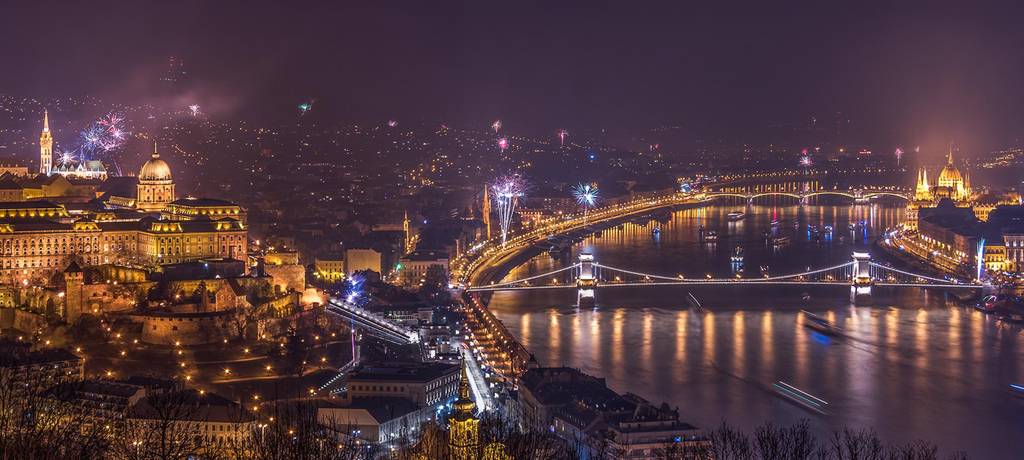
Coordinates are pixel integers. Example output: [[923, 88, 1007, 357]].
[[701, 189, 912, 205]]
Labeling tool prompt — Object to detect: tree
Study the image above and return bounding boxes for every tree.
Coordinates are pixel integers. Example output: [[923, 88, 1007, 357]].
[[110, 391, 226, 460]]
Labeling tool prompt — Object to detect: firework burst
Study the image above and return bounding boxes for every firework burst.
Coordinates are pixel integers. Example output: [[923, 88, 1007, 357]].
[[492, 120, 502, 133], [497, 137, 509, 153], [189, 104, 200, 117], [558, 129, 568, 146], [572, 183, 598, 208], [491, 175, 525, 244]]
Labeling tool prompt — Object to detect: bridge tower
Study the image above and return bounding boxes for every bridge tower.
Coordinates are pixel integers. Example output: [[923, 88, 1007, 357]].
[[577, 253, 596, 307], [851, 251, 873, 298], [853, 189, 869, 204]]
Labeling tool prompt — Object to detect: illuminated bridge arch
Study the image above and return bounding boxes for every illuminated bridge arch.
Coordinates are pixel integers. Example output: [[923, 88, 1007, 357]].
[[802, 191, 856, 199], [862, 192, 911, 201], [749, 192, 803, 200]]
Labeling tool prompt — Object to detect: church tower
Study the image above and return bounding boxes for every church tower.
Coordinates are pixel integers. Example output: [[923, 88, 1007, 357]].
[[448, 365, 480, 460], [403, 210, 412, 253], [482, 186, 492, 241], [40, 110, 52, 175]]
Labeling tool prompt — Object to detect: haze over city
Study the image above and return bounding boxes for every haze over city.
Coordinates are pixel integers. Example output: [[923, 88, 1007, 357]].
[[1, 3, 1023, 460]]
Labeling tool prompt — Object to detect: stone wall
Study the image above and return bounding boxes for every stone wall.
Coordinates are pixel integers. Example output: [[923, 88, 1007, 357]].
[[0, 308, 47, 334], [136, 310, 239, 346]]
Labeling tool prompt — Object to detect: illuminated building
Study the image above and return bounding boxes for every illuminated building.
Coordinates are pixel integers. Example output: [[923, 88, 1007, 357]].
[[38, 112, 108, 180], [344, 362, 459, 406], [344, 247, 382, 276], [907, 148, 975, 229], [136, 144, 175, 212], [39, 110, 52, 174], [0, 342, 82, 401], [447, 365, 480, 460], [398, 250, 449, 286], [482, 186, 492, 240], [127, 390, 255, 448], [314, 254, 345, 282], [162, 197, 246, 223], [935, 148, 971, 202], [0, 146, 245, 285]]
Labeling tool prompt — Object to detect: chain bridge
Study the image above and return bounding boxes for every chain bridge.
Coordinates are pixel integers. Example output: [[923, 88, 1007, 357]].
[[466, 252, 982, 304]]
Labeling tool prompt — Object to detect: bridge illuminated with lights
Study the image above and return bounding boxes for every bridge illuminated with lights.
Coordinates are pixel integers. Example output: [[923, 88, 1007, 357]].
[[453, 186, 913, 289], [467, 252, 982, 304], [702, 189, 911, 204]]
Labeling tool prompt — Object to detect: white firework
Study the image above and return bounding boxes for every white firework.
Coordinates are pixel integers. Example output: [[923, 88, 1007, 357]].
[[491, 175, 525, 245]]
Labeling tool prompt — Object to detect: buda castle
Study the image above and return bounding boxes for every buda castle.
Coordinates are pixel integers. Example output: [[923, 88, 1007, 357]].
[[0, 112, 247, 286]]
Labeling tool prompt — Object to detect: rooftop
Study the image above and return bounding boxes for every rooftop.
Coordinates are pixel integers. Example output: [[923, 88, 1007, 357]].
[[348, 362, 458, 383]]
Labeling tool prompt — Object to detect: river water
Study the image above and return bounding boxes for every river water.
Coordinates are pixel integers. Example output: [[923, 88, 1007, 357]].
[[488, 204, 1024, 458]]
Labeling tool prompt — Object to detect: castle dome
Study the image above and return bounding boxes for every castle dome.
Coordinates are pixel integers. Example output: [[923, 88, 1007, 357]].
[[139, 144, 173, 182]]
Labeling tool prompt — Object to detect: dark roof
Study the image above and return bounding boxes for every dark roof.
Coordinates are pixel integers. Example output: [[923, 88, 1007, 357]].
[[0, 179, 23, 190], [344, 397, 419, 423], [43, 380, 143, 401], [64, 260, 83, 273], [97, 176, 138, 199], [348, 362, 458, 383], [120, 376, 181, 392], [129, 389, 254, 423], [0, 200, 62, 209], [401, 250, 449, 262], [520, 367, 631, 409], [0, 347, 80, 367]]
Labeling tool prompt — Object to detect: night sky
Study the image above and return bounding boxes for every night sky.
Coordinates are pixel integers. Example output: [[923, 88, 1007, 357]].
[[3, 2, 1024, 152]]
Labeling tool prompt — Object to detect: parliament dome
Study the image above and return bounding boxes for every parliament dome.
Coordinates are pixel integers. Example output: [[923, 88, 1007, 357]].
[[938, 163, 962, 184]]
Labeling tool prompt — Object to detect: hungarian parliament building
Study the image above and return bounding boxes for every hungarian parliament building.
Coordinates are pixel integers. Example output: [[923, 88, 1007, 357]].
[[0, 112, 247, 286]]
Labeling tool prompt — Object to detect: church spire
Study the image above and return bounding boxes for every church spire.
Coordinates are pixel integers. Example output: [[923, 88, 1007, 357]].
[[947, 143, 954, 165], [482, 186, 492, 240], [448, 362, 480, 460], [39, 110, 53, 175], [454, 364, 476, 415], [152, 141, 160, 158]]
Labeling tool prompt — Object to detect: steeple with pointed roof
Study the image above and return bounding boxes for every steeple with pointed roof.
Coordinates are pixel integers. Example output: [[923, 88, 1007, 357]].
[[448, 363, 480, 460], [40, 110, 52, 175]]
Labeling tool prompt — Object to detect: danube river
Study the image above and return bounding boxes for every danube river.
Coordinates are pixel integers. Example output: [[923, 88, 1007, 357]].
[[488, 203, 1023, 458]]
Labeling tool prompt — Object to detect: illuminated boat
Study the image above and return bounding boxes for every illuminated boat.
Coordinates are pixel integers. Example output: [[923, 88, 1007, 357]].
[[772, 235, 790, 246], [974, 295, 998, 313], [730, 246, 744, 264], [772, 380, 829, 414], [701, 229, 718, 242], [800, 310, 842, 336], [727, 211, 746, 221]]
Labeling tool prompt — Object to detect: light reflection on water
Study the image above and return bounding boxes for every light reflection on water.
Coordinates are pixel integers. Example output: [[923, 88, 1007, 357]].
[[488, 204, 1024, 458]]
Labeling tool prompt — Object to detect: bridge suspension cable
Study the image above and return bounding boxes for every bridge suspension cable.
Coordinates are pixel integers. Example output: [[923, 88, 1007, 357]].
[[594, 261, 855, 283], [476, 263, 582, 289], [868, 262, 971, 285]]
